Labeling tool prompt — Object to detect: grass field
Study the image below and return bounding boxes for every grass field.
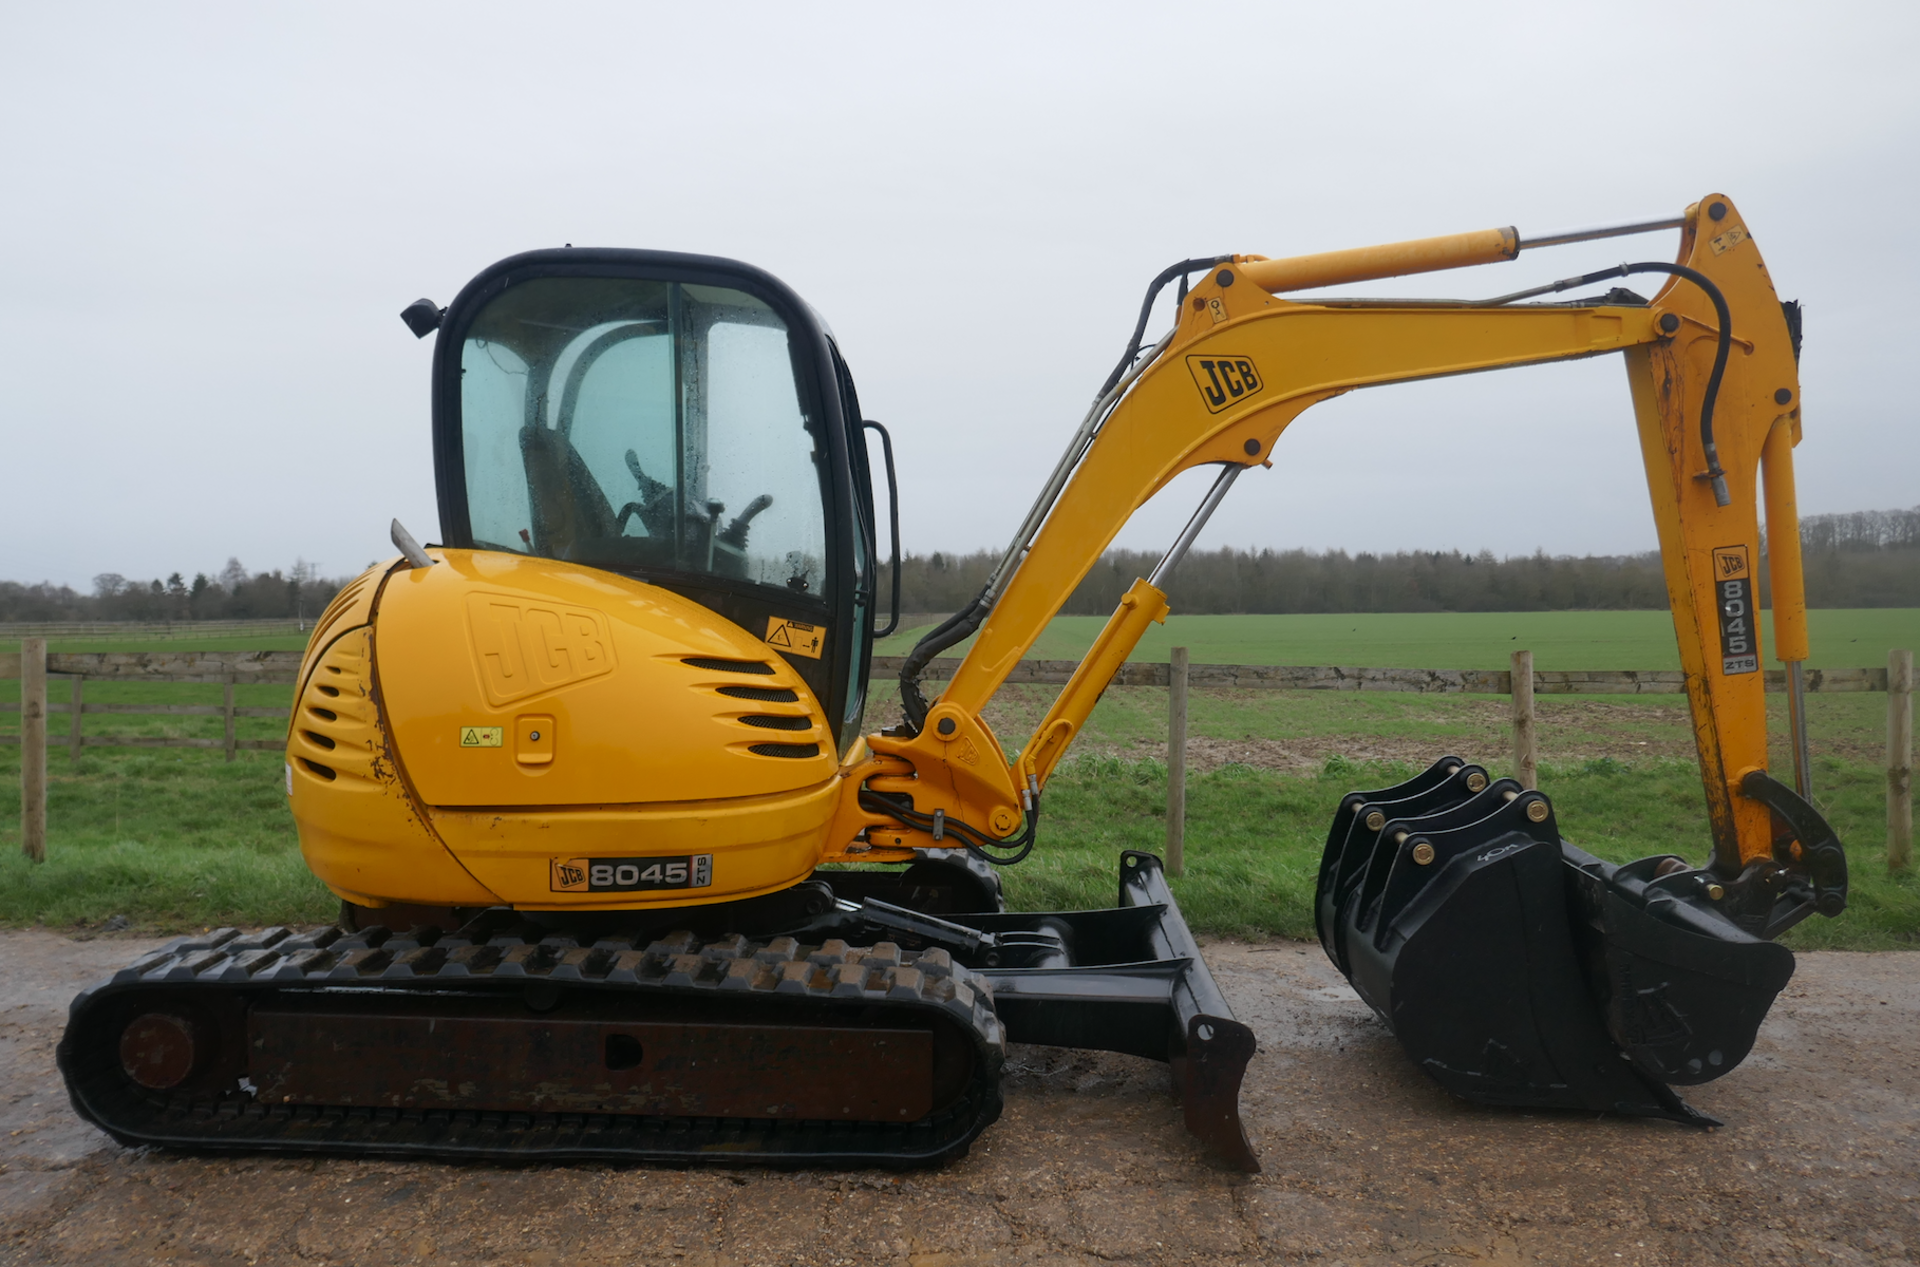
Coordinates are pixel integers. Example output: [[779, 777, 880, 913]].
[[26, 606, 1904, 671], [876, 608, 1920, 671], [40, 632, 314, 653], [1, 651, 1913, 948], [33, 606, 1915, 668]]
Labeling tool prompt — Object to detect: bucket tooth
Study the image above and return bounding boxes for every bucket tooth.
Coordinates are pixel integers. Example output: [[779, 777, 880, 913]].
[[1315, 755, 1485, 972]]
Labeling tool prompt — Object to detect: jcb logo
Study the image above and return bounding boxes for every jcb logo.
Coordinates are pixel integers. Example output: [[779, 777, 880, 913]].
[[466, 593, 615, 706], [1185, 355, 1264, 414], [1711, 546, 1749, 580]]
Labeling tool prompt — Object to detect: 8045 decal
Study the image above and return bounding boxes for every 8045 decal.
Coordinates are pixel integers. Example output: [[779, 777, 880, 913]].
[[1712, 545, 1758, 675], [551, 854, 712, 893]]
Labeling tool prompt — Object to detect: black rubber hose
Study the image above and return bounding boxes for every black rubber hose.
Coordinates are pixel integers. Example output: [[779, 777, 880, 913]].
[[1550, 261, 1736, 506], [1098, 255, 1233, 399], [859, 789, 1039, 866], [898, 254, 1232, 733], [897, 589, 988, 733]]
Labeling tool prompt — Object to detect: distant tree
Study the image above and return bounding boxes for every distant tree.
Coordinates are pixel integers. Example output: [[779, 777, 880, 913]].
[[92, 573, 128, 598]]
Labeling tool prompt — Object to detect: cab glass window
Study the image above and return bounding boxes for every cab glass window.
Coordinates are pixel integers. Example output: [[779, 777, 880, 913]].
[[459, 277, 828, 597]]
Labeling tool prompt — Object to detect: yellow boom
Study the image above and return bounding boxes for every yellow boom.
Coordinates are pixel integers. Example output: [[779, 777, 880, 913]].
[[856, 193, 1810, 881]]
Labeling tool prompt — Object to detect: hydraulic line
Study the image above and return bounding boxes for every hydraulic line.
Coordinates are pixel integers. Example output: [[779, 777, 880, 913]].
[[1098, 256, 1232, 398], [899, 256, 1225, 733], [1149, 465, 1245, 589], [860, 789, 1040, 866], [1486, 262, 1736, 506]]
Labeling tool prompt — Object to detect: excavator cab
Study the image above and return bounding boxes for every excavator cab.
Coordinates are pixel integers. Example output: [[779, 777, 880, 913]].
[[431, 251, 884, 751]]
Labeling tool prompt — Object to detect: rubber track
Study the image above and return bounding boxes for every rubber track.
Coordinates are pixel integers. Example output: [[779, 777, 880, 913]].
[[58, 918, 1007, 1168]]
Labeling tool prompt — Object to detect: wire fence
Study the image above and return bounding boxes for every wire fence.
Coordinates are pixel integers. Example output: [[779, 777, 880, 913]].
[[0, 618, 310, 640], [4, 644, 1912, 870]]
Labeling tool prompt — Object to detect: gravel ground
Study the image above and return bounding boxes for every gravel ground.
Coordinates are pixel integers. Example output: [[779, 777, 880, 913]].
[[3, 930, 1916, 1266]]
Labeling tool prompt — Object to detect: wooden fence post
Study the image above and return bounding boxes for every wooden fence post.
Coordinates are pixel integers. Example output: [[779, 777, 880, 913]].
[[1510, 649, 1537, 790], [1891, 649, 1913, 871], [21, 639, 46, 862], [1166, 646, 1189, 878], [69, 675, 83, 764], [223, 673, 237, 763]]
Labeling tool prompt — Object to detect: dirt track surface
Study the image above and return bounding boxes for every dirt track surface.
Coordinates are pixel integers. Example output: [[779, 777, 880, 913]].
[[4, 930, 1917, 1266]]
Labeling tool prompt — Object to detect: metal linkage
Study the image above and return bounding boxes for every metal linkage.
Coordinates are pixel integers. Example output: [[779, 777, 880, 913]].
[[1148, 465, 1245, 590], [1516, 216, 1687, 251]]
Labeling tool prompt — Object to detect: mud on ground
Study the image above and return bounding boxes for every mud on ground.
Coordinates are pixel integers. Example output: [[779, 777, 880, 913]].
[[4, 930, 1917, 1266], [1076, 696, 1864, 776]]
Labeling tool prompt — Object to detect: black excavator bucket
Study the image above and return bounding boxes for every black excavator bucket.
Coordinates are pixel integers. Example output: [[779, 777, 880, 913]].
[[1313, 756, 1838, 1126]]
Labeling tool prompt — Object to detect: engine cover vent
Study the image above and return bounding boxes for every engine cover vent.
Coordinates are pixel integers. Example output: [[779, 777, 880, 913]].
[[749, 742, 821, 759], [684, 657, 775, 675]]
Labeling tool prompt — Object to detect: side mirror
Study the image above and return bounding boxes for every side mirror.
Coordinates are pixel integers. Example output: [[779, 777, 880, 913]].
[[400, 299, 444, 339]]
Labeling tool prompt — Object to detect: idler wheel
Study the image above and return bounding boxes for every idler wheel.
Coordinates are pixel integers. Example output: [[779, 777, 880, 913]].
[[120, 1013, 203, 1089]]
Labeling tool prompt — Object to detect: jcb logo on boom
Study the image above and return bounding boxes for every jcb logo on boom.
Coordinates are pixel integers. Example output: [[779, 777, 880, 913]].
[[1185, 355, 1264, 414]]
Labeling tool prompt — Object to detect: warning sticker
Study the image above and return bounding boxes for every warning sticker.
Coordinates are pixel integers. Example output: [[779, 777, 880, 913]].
[[1712, 545, 1758, 675], [765, 617, 824, 659], [551, 855, 712, 893], [459, 726, 505, 748]]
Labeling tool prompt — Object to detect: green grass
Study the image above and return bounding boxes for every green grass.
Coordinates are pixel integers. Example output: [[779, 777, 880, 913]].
[[973, 681, 1915, 950], [1008, 752, 1915, 952], [876, 608, 1920, 671], [0, 748, 335, 930], [0, 669, 1911, 948], [0, 673, 337, 930], [2, 627, 1912, 944]]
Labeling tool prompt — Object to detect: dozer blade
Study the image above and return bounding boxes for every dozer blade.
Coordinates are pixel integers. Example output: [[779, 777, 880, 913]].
[[1313, 756, 1839, 1127], [970, 851, 1260, 1172]]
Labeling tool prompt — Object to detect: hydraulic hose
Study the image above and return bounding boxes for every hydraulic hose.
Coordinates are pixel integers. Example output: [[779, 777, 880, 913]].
[[859, 789, 1039, 866], [899, 255, 1229, 734], [1498, 261, 1736, 506], [897, 590, 990, 733], [1098, 256, 1233, 399]]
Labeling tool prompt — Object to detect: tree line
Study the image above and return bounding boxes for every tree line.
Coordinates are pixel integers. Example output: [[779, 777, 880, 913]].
[[883, 505, 1920, 616], [0, 559, 343, 623], [3, 506, 1913, 624]]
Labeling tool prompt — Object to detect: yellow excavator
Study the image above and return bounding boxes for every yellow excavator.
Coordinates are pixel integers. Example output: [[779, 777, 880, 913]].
[[62, 193, 1844, 1172]]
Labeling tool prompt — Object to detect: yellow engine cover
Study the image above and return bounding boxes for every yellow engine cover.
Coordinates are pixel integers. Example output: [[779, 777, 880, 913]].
[[288, 550, 843, 912]]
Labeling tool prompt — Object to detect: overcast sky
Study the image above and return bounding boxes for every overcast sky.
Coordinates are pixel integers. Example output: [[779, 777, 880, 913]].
[[3, 1, 1914, 590]]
